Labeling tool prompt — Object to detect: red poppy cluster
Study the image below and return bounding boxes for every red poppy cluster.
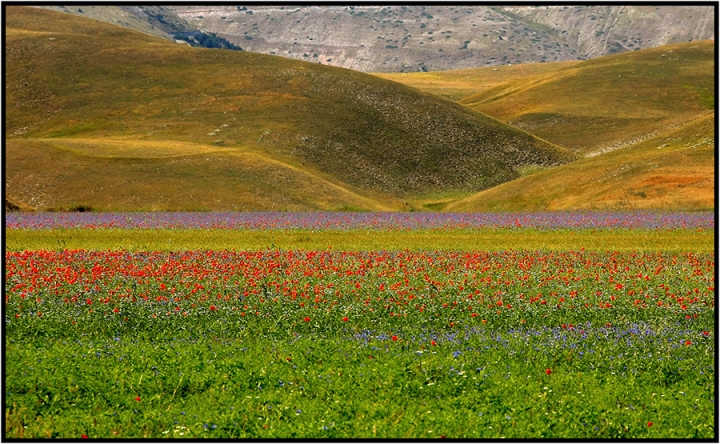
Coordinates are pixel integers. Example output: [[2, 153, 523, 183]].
[[4, 250, 714, 328]]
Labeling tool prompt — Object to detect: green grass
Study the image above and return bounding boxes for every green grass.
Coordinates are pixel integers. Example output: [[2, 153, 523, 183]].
[[7, 329, 713, 439], [5, 228, 713, 253]]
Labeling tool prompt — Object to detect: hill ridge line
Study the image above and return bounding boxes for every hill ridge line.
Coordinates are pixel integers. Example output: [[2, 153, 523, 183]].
[[444, 109, 714, 212]]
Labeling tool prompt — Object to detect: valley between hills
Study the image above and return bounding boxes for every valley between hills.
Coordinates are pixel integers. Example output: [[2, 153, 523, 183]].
[[5, 6, 715, 212]]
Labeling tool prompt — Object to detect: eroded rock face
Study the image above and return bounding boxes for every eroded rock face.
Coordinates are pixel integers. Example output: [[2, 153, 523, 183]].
[[169, 5, 714, 72], [36, 5, 714, 73]]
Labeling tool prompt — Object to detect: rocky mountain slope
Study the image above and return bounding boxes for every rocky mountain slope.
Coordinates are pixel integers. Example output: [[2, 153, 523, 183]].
[[37, 5, 714, 72], [172, 5, 714, 72]]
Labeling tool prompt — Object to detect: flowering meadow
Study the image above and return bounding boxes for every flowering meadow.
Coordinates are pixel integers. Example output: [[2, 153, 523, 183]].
[[5, 211, 715, 230], [4, 212, 716, 439]]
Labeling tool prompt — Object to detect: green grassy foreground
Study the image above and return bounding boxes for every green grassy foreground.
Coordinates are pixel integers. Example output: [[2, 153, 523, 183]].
[[5, 248, 715, 438], [7, 331, 713, 439], [5, 227, 713, 253]]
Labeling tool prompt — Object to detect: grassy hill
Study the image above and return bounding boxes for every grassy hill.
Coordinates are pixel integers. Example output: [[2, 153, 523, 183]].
[[446, 111, 715, 212], [5, 138, 397, 212], [381, 40, 714, 156], [374, 61, 581, 101], [460, 40, 715, 155], [5, 6, 574, 212], [378, 41, 715, 212]]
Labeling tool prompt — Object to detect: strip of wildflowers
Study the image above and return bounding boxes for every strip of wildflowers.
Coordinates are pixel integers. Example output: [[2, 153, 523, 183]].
[[5, 211, 714, 230], [6, 249, 713, 339]]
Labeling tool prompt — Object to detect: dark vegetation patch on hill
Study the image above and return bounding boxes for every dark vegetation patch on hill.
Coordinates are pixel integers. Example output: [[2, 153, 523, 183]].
[[172, 30, 243, 50]]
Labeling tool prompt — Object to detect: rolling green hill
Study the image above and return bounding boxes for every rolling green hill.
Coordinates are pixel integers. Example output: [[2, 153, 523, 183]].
[[5, 6, 574, 212], [5, 138, 397, 212]]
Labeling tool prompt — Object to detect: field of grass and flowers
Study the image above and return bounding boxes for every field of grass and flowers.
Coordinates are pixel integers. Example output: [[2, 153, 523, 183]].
[[4, 212, 716, 439], [5, 211, 714, 253]]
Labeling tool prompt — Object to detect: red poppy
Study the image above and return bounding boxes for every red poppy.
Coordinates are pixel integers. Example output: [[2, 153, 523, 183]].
[[431, 340, 437, 346], [545, 368, 552, 375], [135, 396, 141, 402], [342, 317, 349, 322], [685, 340, 692, 346], [81, 435, 88, 439], [303, 316, 311, 322], [391, 335, 399, 341], [209, 305, 218, 311], [647, 421, 653, 427]]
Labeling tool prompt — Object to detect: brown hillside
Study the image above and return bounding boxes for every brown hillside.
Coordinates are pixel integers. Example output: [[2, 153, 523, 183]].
[[459, 40, 715, 154], [5, 6, 574, 211], [446, 112, 715, 212]]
